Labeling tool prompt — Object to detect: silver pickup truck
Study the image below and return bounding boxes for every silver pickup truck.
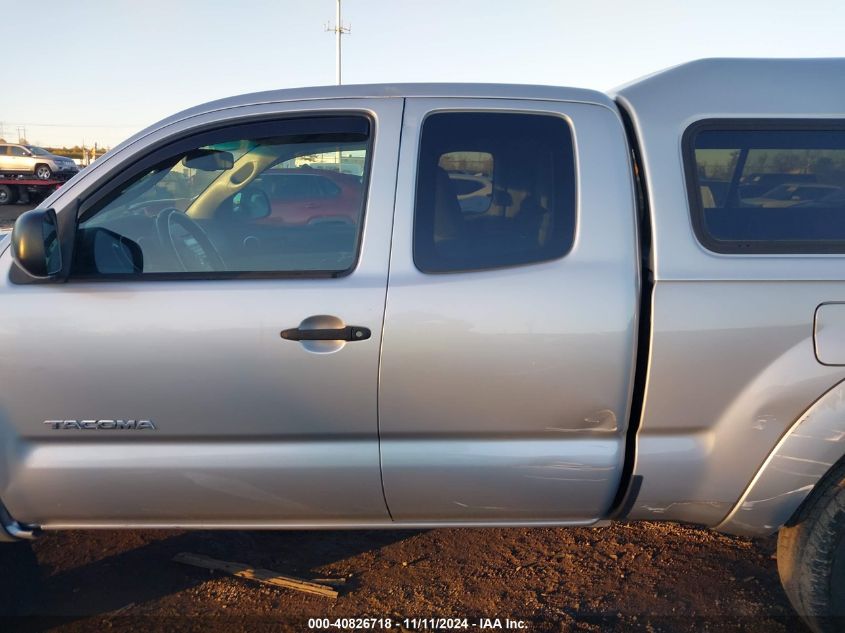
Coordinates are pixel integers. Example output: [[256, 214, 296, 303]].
[[4, 58, 845, 631]]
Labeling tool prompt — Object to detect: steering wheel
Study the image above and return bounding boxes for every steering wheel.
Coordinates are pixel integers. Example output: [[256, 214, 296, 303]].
[[154, 208, 226, 272]]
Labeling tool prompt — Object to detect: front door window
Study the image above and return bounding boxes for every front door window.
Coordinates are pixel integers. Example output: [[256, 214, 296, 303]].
[[74, 117, 371, 277]]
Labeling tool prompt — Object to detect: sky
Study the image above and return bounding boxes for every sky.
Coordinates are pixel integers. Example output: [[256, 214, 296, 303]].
[[2, 0, 845, 148]]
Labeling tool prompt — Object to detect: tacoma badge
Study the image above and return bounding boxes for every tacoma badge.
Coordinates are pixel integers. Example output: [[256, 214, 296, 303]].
[[43, 420, 157, 430]]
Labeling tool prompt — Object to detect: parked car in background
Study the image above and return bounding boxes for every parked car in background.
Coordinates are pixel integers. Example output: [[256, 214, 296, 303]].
[[0, 144, 79, 180], [253, 167, 364, 225], [739, 171, 818, 198], [743, 183, 842, 207], [795, 188, 845, 208]]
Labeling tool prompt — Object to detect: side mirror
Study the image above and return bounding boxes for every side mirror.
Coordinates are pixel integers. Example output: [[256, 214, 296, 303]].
[[11, 208, 62, 279]]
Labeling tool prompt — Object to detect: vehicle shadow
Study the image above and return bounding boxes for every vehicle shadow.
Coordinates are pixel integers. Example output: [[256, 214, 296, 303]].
[[0, 528, 421, 624]]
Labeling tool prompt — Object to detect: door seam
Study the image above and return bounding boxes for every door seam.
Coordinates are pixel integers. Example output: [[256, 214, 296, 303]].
[[375, 97, 406, 521]]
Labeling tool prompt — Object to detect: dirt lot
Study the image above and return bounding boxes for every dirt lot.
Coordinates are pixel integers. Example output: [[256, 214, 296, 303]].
[[0, 522, 808, 633]]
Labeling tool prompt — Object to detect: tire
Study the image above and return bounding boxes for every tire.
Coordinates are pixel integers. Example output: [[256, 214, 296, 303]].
[[34, 164, 52, 180], [777, 458, 845, 633], [0, 185, 15, 206]]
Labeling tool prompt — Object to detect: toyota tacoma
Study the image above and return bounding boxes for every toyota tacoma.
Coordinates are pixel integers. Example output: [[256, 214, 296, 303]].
[[4, 58, 845, 631]]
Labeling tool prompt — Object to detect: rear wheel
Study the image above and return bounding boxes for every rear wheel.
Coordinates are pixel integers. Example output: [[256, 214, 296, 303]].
[[34, 164, 52, 180], [0, 185, 16, 205], [777, 459, 845, 633]]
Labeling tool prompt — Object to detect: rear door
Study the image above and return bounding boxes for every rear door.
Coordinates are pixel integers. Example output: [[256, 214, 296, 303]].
[[0, 99, 402, 527], [379, 98, 640, 522]]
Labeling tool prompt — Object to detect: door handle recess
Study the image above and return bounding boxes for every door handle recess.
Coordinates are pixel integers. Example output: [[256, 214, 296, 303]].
[[280, 326, 371, 342]]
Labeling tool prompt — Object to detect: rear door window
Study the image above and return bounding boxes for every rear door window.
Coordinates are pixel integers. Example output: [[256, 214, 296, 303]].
[[686, 121, 845, 253], [413, 112, 576, 273]]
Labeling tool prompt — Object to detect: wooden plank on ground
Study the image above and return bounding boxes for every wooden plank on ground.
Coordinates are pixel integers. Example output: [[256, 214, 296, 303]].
[[173, 552, 339, 599]]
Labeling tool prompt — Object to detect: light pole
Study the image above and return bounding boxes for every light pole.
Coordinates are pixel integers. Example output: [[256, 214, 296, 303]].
[[325, 0, 350, 85]]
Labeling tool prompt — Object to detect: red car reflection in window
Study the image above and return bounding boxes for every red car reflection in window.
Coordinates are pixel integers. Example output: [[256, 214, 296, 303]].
[[254, 167, 364, 225]]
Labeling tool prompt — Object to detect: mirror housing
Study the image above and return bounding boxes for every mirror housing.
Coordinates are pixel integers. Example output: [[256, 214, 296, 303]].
[[11, 208, 62, 279]]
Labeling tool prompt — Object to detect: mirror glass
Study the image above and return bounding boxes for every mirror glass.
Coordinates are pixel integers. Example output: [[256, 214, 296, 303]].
[[41, 211, 62, 276]]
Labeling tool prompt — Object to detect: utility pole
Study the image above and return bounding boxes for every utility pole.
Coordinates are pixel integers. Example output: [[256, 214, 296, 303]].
[[324, 0, 350, 85]]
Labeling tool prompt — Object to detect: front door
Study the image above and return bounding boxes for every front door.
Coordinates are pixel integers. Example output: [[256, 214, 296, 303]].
[[0, 99, 403, 527], [379, 98, 640, 523]]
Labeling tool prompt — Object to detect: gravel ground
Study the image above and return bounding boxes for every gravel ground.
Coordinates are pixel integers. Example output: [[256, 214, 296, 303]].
[[0, 522, 809, 633]]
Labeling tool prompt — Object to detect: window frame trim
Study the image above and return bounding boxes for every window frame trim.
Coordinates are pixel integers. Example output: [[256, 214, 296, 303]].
[[683, 117, 845, 255], [411, 109, 578, 275], [70, 113, 375, 282]]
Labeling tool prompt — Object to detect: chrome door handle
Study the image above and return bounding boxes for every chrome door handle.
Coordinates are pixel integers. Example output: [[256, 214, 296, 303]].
[[280, 326, 371, 342]]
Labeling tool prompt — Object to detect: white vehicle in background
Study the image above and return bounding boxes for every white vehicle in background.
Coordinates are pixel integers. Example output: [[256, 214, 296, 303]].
[[0, 144, 79, 181]]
